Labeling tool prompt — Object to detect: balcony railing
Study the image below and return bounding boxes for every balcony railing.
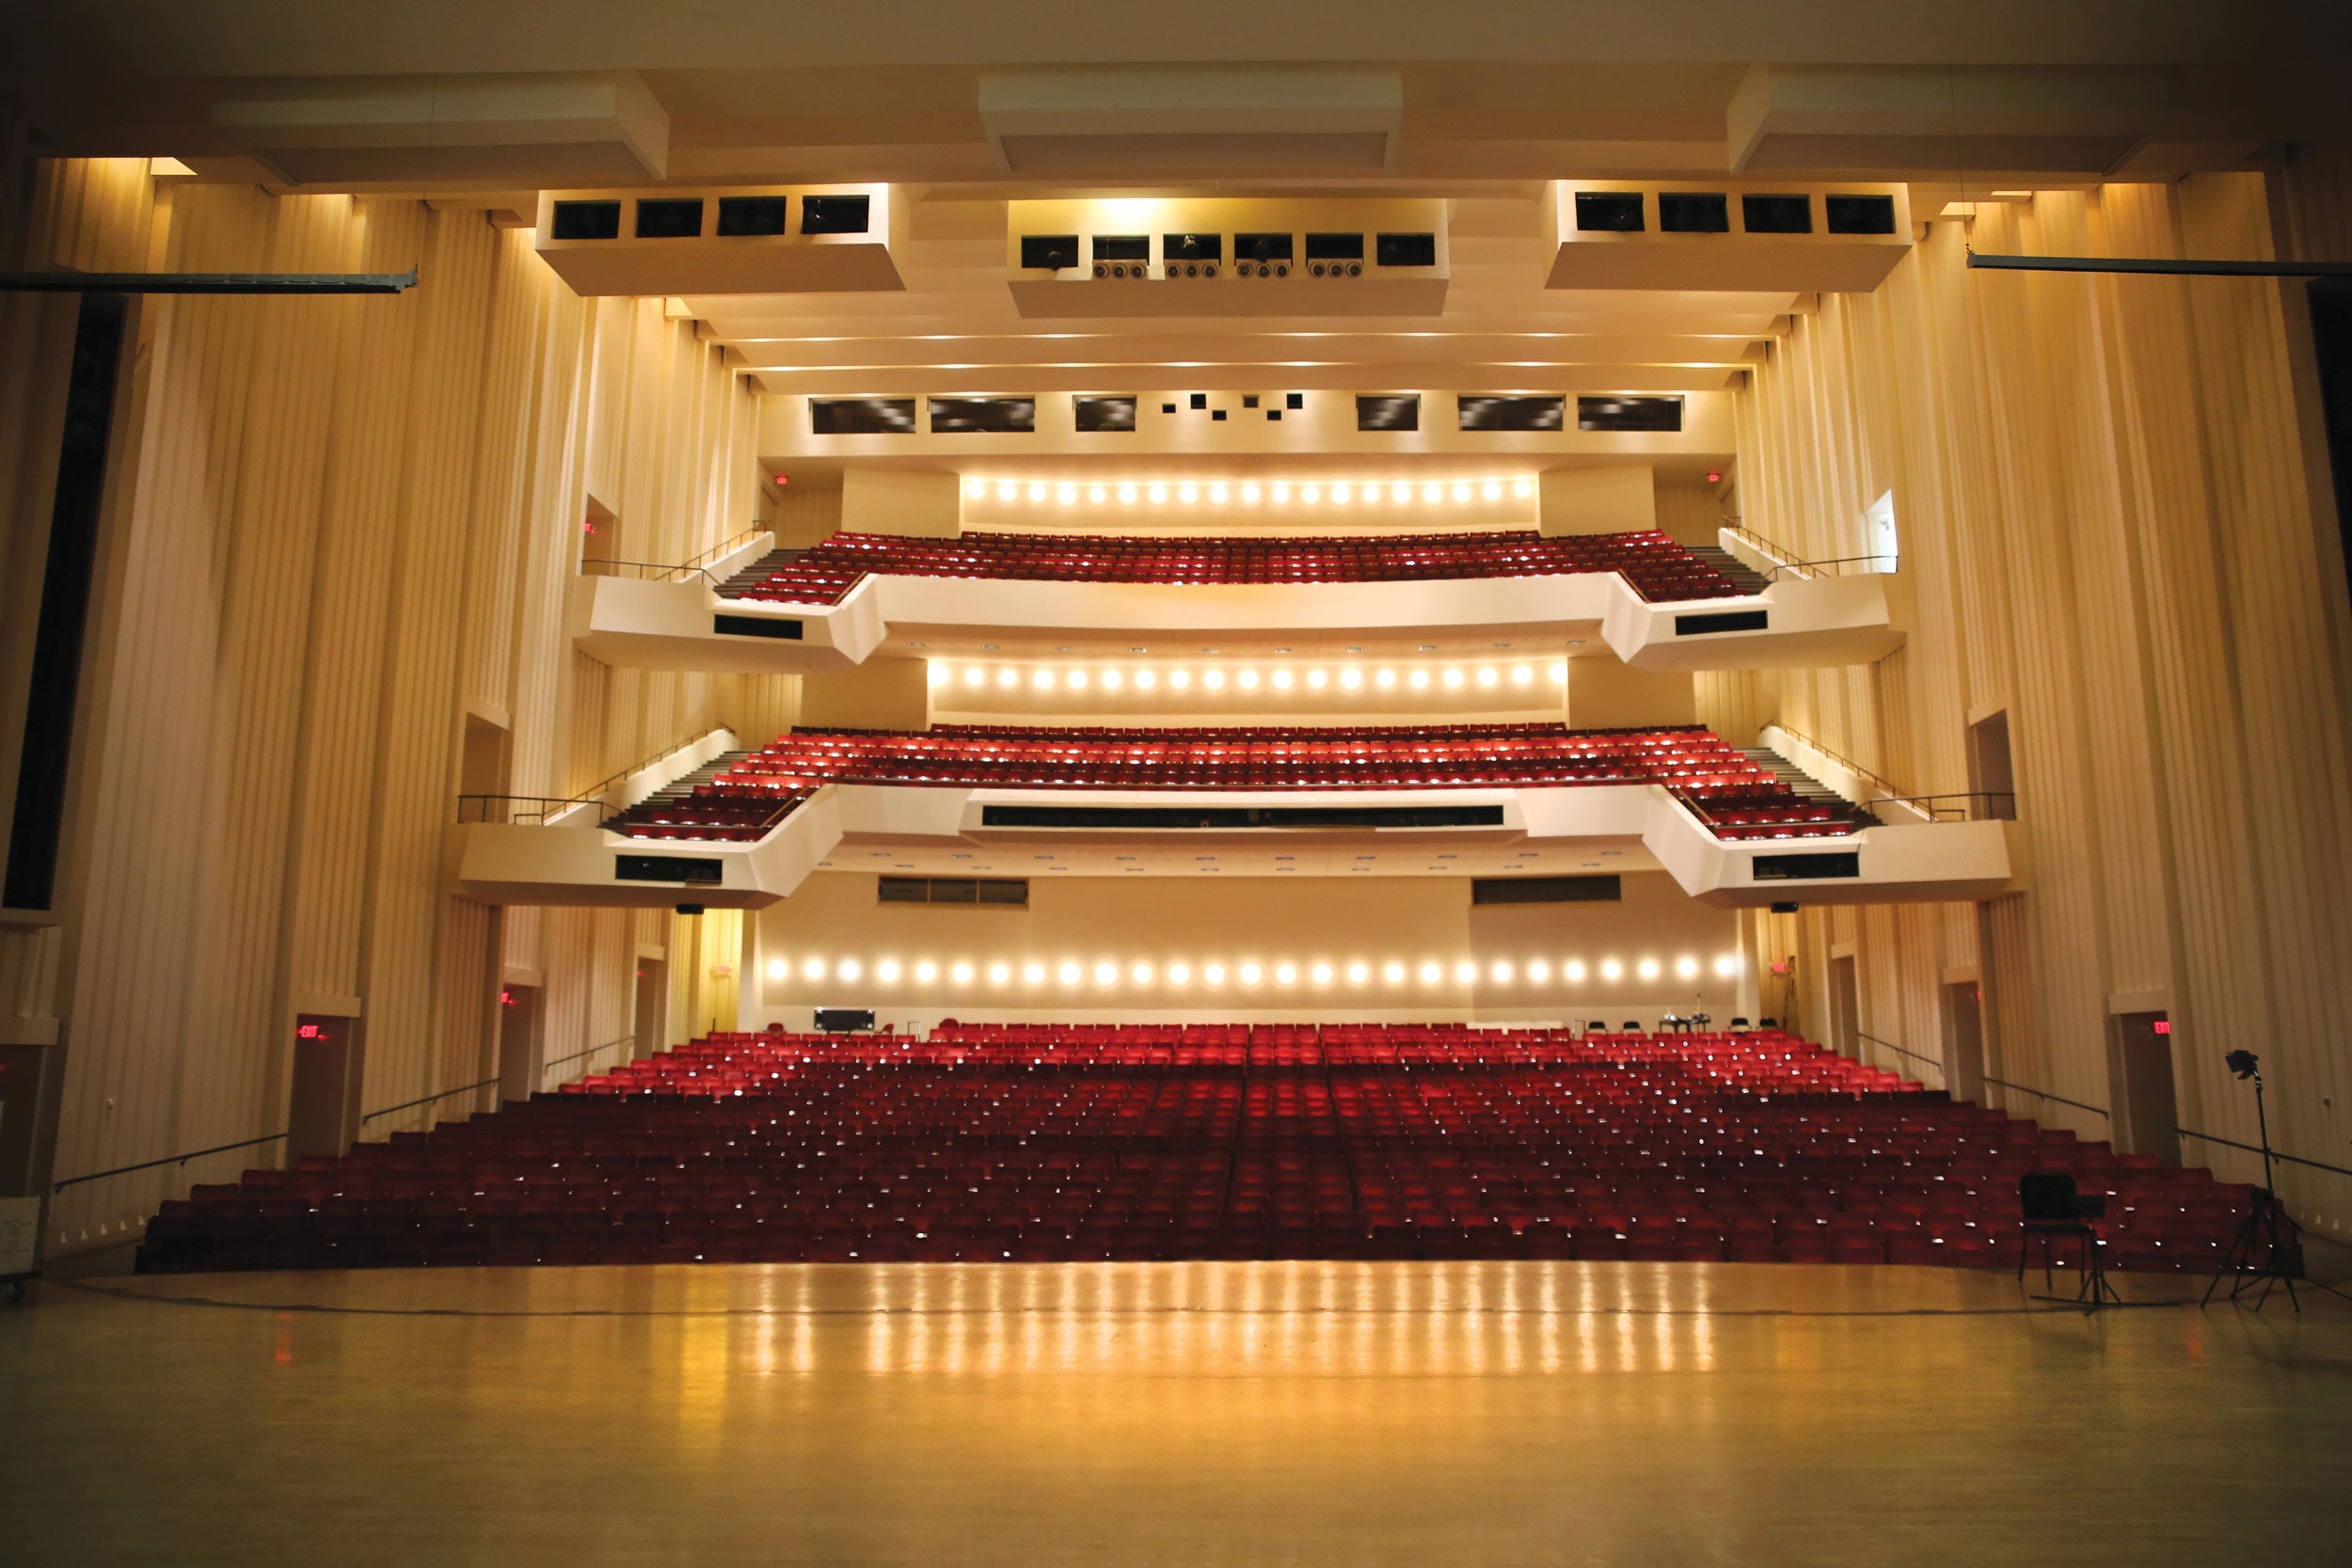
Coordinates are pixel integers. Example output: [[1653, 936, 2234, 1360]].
[[1864, 791, 2019, 824], [580, 525, 769, 587]]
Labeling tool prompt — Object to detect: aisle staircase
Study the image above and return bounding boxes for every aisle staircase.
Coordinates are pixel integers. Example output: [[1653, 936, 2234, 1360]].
[[1689, 544, 1772, 596], [714, 549, 803, 600], [604, 751, 755, 835], [1740, 748, 1880, 832]]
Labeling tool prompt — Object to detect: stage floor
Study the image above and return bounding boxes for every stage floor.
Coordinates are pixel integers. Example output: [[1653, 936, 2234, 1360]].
[[3, 1261, 2346, 1566]]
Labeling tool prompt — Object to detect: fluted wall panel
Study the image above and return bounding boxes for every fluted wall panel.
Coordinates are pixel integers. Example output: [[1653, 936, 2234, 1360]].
[[10, 165, 762, 1250], [1736, 163, 2352, 1228]]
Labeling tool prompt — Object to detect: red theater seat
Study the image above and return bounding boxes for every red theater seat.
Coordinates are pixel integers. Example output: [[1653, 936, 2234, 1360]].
[[724, 529, 1750, 606], [607, 722, 1874, 843], [134, 1023, 2223, 1277]]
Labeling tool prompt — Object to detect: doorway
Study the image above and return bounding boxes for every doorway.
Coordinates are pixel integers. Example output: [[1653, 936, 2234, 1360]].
[[0, 1043, 61, 1198], [632, 958, 667, 1063], [496, 984, 544, 1103], [287, 1015, 365, 1164], [1828, 954, 1860, 1061], [459, 711, 511, 800], [1942, 980, 1986, 1103], [2110, 1011, 2182, 1166], [1865, 488, 1899, 572], [1967, 710, 2018, 821]]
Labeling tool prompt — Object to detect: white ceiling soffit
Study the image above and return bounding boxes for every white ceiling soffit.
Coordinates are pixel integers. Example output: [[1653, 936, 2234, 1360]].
[[979, 67, 1403, 177], [1725, 64, 2202, 178], [209, 71, 668, 186]]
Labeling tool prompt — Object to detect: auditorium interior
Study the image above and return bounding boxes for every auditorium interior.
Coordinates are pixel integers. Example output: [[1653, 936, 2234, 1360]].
[[4, 4, 2352, 1563]]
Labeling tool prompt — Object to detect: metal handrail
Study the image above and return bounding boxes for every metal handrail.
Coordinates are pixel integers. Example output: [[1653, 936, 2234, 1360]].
[[1982, 1075, 2110, 1117], [453, 725, 734, 826], [1864, 791, 2020, 823], [1763, 724, 1913, 801], [680, 526, 770, 573], [1765, 551, 1899, 583], [541, 1035, 636, 1088], [1854, 1030, 1943, 1069], [362, 1075, 501, 1123], [1721, 524, 1807, 569], [52, 1132, 287, 1191], [580, 525, 769, 587], [455, 794, 601, 826], [2175, 1129, 2352, 1180], [570, 724, 733, 808]]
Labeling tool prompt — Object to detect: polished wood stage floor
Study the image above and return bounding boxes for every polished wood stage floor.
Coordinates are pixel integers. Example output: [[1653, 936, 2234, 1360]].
[[3, 1261, 2346, 1566]]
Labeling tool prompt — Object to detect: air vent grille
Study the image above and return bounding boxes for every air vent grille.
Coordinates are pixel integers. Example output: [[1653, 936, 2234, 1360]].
[[1074, 395, 1137, 433], [1458, 395, 1565, 433], [1357, 394, 1420, 432], [810, 397, 915, 435], [1578, 395, 1683, 433], [1472, 875, 1623, 905], [929, 397, 1036, 435]]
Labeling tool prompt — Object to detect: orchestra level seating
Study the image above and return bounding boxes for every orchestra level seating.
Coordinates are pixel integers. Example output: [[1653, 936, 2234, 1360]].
[[717, 528, 1748, 605], [137, 1024, 2251, 1275], [613, 722, 1873, 843]]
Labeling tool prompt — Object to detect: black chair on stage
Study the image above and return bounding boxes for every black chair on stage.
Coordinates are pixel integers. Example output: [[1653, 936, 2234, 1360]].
[[2018, 1172, 2114, 1300]]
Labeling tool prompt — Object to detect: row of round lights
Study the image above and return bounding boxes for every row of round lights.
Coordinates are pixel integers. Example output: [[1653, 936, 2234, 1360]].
[[932, 660, 1570, 693], [771, 955, 1741, 988], [965, 478, 1536, 508]]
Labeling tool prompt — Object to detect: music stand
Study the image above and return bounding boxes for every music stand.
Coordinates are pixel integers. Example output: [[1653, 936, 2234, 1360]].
[[2019, 1172, 2124, 1308]]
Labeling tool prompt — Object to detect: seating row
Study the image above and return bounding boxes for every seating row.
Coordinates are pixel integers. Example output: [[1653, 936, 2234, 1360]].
[[723, 528, 1746, 605], [136, 1025, 2253, 1276], [615, 722, 1870, 844]]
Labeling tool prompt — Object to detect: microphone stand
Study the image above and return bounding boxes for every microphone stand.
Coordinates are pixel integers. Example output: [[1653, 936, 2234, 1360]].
[[2203, 1069, 2347, 1310]]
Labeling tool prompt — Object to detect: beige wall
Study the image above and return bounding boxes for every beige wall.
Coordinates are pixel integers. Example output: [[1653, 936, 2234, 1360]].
[[751, 870, 1744, 1029], [1565, 657, 1697, 730], [1538, 465, 1656, 536], [841, 467, 961, 538], [1730, 166, 2352, 1233], [800, 657, 933, 732], [0, 161, 762, 1253]]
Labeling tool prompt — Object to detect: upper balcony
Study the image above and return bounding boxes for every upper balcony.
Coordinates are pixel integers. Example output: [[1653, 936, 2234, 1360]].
[[448, 721, 2014, 912], [571, 518, 1902, 677]]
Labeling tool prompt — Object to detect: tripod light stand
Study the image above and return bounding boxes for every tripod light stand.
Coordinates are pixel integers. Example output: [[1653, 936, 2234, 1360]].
[[2203, 1052, 2347, 1311]]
